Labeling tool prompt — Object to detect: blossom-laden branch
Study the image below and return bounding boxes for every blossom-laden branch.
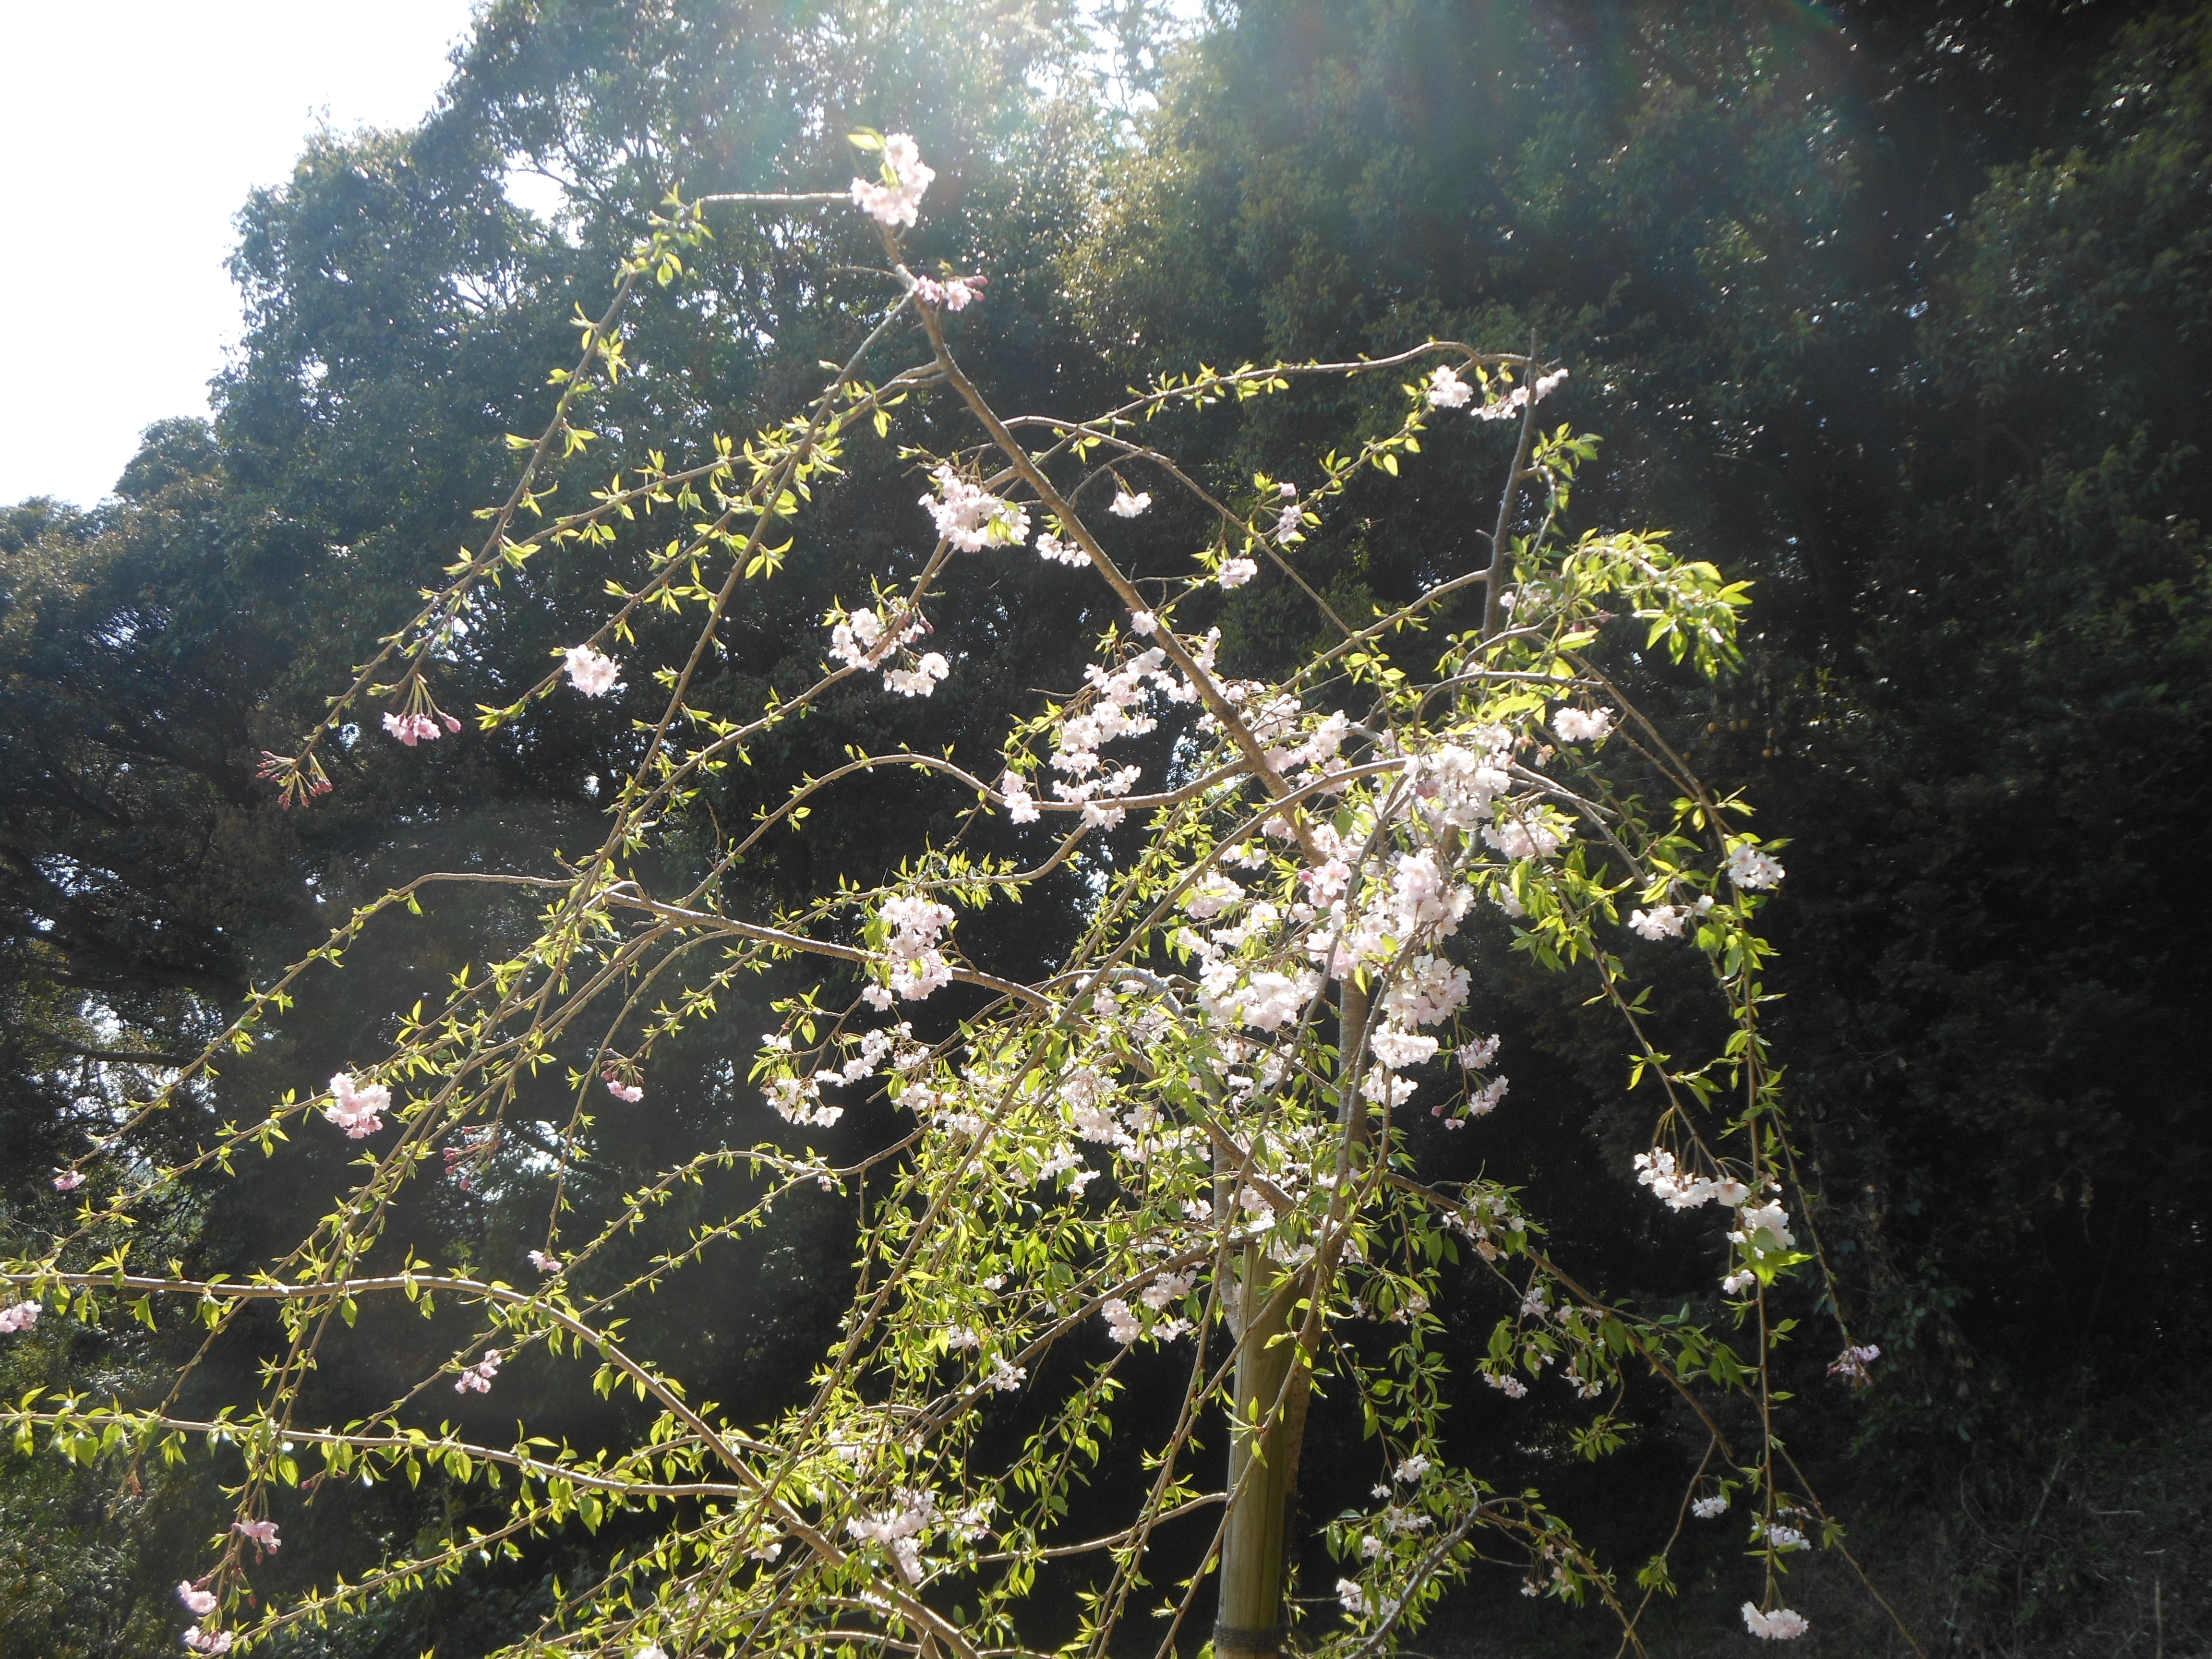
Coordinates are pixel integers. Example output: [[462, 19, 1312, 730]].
[[0, 134, 1910, 1659]]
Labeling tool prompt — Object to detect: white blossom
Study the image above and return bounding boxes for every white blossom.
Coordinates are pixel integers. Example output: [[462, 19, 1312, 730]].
[[564, 643, 622, 698], [1426, 363, 1472, 408], [850, 132, 934, 228], [1108, 490, 1151, 517], [1742, 1604, 1810, 1641], [1726, 841, 1786, 889], [1552, 705, 1612, 744]]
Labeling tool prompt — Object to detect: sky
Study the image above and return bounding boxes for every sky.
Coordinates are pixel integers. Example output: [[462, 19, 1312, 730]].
[[0, 1, 485, 507]]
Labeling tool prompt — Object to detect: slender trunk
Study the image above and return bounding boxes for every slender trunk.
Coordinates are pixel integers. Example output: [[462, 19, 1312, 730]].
[[1214, 982, 1370, 1658], [1214, 1243, 1300, 1659]]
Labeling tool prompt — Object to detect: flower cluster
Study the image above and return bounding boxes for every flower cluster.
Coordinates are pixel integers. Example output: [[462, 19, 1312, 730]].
[[232, 1519, 280, 1553], [1725, 840, 1786, 890], [1035, 529, 1088, 566], [846, 1487, 939, 1584], [0, 1301, 39, 1334], [565, 643, 622, 697], [382, 709, 459, 746], [1828, 1343, 1881, 1384], [1742, 1604, 1810, 1641], [51, 1167, 85, 1191], [850, 133, 933, 228], [184, 1627, 234, 1654], [922, 464, 1030, 552], [829, 604, 949, 698], [912, 272, 984, 311], [325, 1072, 389, 1138], [1631, 1148, 1750, 1212], [1552, 704, 1613, 744], [879, 894, 956, 1003], [454, 1348, 502, 1395], [177, 1581, 217, 1616], [1473, 366, 1570, 422], [1107, 489, 1150, 517], [1425, 363, 1472, 408]]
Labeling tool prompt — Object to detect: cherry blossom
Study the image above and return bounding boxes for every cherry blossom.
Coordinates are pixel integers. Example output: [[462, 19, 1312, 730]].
[[1692, 1494, 1730, 1519], [999, 769, 1041, 823], [605, 1075, 644, 1103], [0, 1301, 39, 1334], [1100, 1298, 1141, 1345], [1337, 1577, 1369, 1615], [1217, 554, 1259, 588], [177, 1582, 217, 1616], [1425, 363, 1472, 408], [454, 1349, 502, 1394], [1742, 1604, 1810, 1641], [846, 1487, 941, 1583], [1474, 365, 1569, 422], [881, 894, 956, 1002], [232, 1518, 280, 1552], [528, 1250, 562, 1273], [184, 1628, 234, 1654], [565, 643, 622, 698], [1725, 841, 1786, 890], [921, 464, 1029, 552], [1035, 530, 1088, 566], [382, 710, 456, 746], [325, 1072, 389, 1138], [1731, 1201, 1795, 1250], [1552, 705, 1613, 744], [850, 132, 934, 228], [1456, 1034, 1501, 1070], [51, 1167, 85, 1191], [912, 273, 984, 311], [1828, 1343, 1881, 1383], [1629, 904, 1687, 940], [1108, 489, 1151, 517]]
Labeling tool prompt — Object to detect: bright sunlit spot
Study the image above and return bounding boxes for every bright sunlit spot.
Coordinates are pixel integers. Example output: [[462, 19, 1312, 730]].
[[0, 1, 480, 506]]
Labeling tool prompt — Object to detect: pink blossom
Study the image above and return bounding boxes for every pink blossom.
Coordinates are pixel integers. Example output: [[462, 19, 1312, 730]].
[[52, 1167, 86, 1191], [528, 1250, 562, 1273], [454, 1349, 502, 1395], [564, 643, 622, 698], [232, 1518, 280, 1553], [1629, 905, 1687, 940], [381, 710, 445, 746], [183, 1627, 234, 1654], [325, 1072, 389, 1138], [1217, 555, 1259, 589], [604, 1076, 644, 1103], [0, 1301, 40, 1334], [1828, 1343, 1881, 1384], [177, 1582, 216, 1617], [913, 273, 985, 311]]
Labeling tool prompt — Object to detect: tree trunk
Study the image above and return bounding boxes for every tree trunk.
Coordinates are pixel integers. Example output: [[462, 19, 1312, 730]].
[[1213, 981, 1370, 1657]]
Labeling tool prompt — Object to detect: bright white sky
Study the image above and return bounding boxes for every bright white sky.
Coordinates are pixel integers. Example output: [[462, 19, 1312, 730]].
[[0, 0, 484, 507]]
